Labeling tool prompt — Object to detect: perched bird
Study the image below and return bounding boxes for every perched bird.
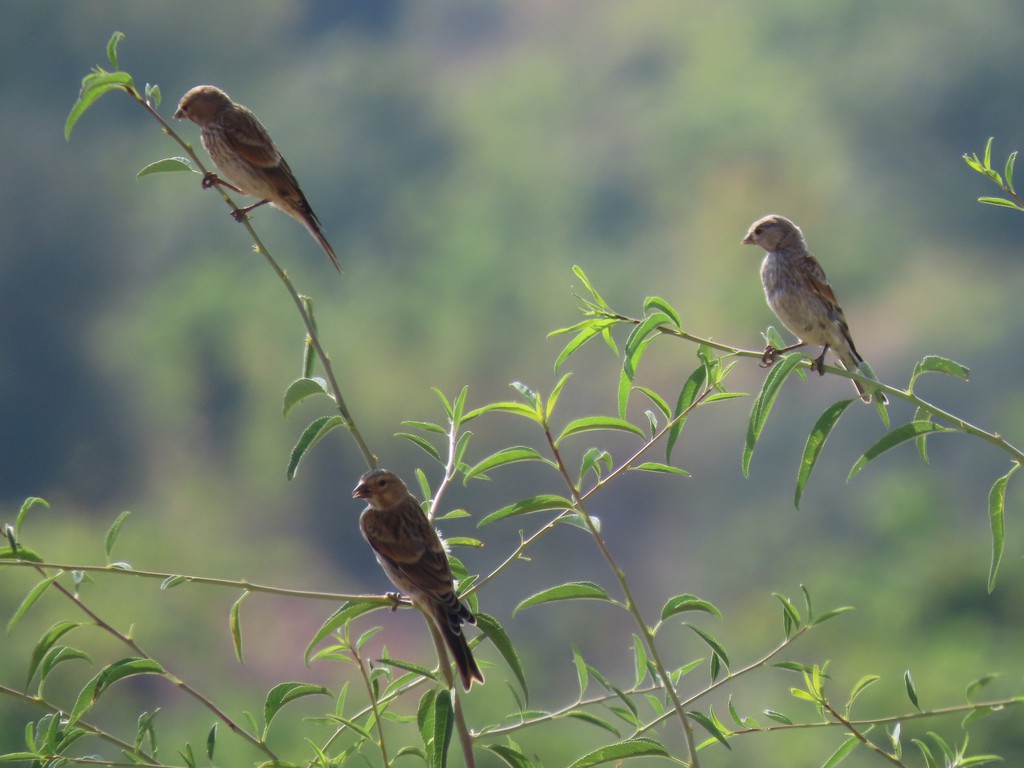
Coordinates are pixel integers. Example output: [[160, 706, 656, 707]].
[[353, 469, 484, 690], [742, 214, 886, 404], [173, 85, 340, 272]]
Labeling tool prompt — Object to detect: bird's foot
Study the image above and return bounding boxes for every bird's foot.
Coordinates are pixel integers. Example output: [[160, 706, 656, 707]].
[[200, 171, 221, 190], [810, 346, 830, 376], [386, 591, 403, 611], [760, 345, 779, 368], [230, 208, 248, 222]]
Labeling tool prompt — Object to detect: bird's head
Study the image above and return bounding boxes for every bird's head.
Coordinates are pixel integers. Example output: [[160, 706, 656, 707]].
[[741, 214, 804, 252], [174, 85, 233, 124], [353, 469, 411, 509]]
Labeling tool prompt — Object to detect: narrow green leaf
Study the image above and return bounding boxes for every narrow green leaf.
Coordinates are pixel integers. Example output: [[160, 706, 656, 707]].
[[484, 743, 533, 768], [561, 711, 620, 736], [910, 355, 970, 391], [848, 422, 955, 480], [0, 545, 43, 563], [773, 593, 802, 634], [631, 635, 648, 688], [987, 464, 1017, 592], [555, 416, 645, 446], [685, 624, 730, 666], [821, 735, 859, 768], [160, 575, 188, 590], [566, 737, 669, 768], [643, 296, 682, 327], [463, 400, 541, 422], [812, 606, 855, 626], [667, 364, 707, 463], [264, 682, 331, 729], [1006, 150, 1017, 191], [624, 315, 668, 378], [104, 510, 131, 561], [965, 673, 999, 702], [547, 373, 572, 421], [8, 573, 61, 635], [635, 386, 671, 419], [554, 323, 609, 374], [377, 657, 436, 681], [687, 709, 730, 748], [464, 446, 553, 481], [282, 377, 330, 417], [475, 613, 528, 701], [571, 265, 610, 310], [40, 646, 92, 685], [845, 675, 880, 714], [305, 601, 384, 664], [572, 644, 588, 696], [795, 399, 856, 508], [15, 497, 49, 537], [395, 432, 443, 463], [628, 462, 689, 475], [429, 689, 453, 768], [978, 196, 1020, 208], [913, 406, 933, 463], [661, 594, 722, 622], [904, 669, 920, 710], [206, 723, 216, 760], [106, 31, 125, 69], [137, 157, 194, 178], [230, 592, 248, 663], [26, 621, 82, 688], [983, 136, 994, 168], [70, 659, 165, 725], [743, 352, 806, 476], [514, 582, 615, 615], [66, 70, 135, 140], [617, 363, 632, 419], [287, 415, 345, 480], [451, 385, 468, 429], [763, 709, 793, 724], [478, 494, 573, 527]]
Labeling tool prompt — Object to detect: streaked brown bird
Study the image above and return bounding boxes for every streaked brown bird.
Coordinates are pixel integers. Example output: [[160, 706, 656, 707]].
[[353, 468, 484, 690], [742, 214, 886, 404], [174, 85, 340, 272]]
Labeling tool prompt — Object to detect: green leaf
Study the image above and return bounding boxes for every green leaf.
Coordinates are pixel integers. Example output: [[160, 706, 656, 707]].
[[26, 621, 82, 688], [763, 709, 793, 724], [106, 31, 125, 69], [137, 157, 194, 178], [773, 593, 802, 635], [7, 573, 61, 635], [160, 575, 188, 590], [484, 742, 533, 768], [660, 594, 722, 622], [475, 612, 528, 701], [631, 635, 648, 688], [514, 582, 615, 615], [478, 495, 573, 527], [795, 399, 856, 508], [0, 545, 43, 563], [305, 600, 385, 664], [743, 352, 806, 476], [667, 364, 708, 463], [821, 735, 859, 768], [104, 510, 131, 561], [566, 737, 669, 768], [66, 70, 135, 140], [965, 673, 999, 702], [553, 322, 613, 373], [845, 675, 880, 715], [904, 669, 920, 710], [230, 592, 248, 663], [685, 624, 730, 667], [15, 497, 49, 537], [555, 416, 645, 446], [909, 355, 970, 392], [643, 296, 681, 328], [464, 400, 542, 422], [428, 689, 453, 768], [572, 644, 588, 696], [287, 415, 345, 480], [687, 709, 730, 748], [848, 422, 955, 480], [206, 723, 216, 760], [547, 373, 572, 421], [396, 432, 443, 463], [978, 196, 1021, 208], [464, 446, 554, 481], [377, 657, 437, 681], [812, 606, 855, 626], [571, 265, 610, 310], [561, 710, 620, 736], [624, 313, 670, 378], [40, 646, 92, 685], [987, 464, 1017, 592], [69, 658, 166, 725], [628, 462, 689, 475], [1006, 150, 1018, 191], [282, 377, 330, 417], [264, 682, 331, 729]]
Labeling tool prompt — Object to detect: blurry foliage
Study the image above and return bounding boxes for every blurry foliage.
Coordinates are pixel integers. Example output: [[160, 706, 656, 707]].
[[3, 4, 1024, 767]]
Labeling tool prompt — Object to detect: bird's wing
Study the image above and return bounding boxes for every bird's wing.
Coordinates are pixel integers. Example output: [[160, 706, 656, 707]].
[[220, 108, 282, 169], [363, 503, 456, 598]]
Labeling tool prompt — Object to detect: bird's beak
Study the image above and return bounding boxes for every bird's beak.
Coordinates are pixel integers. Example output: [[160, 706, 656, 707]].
[[352, 481, 369, 500], [741, 233, 754, 245], [173, 107, 186, 120]]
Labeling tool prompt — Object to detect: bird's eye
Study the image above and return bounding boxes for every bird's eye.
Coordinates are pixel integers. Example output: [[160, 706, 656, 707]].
[[754, 227, 763, 235], [376, 478, 387, 488]]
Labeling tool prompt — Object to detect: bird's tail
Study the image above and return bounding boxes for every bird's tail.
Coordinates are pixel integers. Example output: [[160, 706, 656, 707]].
[[433, 596, 484, 690], [836, 346, 886, 405], [291, 208, 341, 272]]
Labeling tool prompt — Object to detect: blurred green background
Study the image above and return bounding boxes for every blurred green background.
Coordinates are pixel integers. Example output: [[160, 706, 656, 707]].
[[3, 2, 1024, 765]]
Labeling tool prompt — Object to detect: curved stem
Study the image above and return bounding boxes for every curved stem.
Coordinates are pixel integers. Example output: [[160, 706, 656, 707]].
[[347, 638, 391, 768]]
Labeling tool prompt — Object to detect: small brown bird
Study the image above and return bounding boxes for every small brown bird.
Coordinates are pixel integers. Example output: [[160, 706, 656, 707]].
[[174, 85, 340, 272], [353, 469, 484, 690], [742, 214, 886, 404]]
